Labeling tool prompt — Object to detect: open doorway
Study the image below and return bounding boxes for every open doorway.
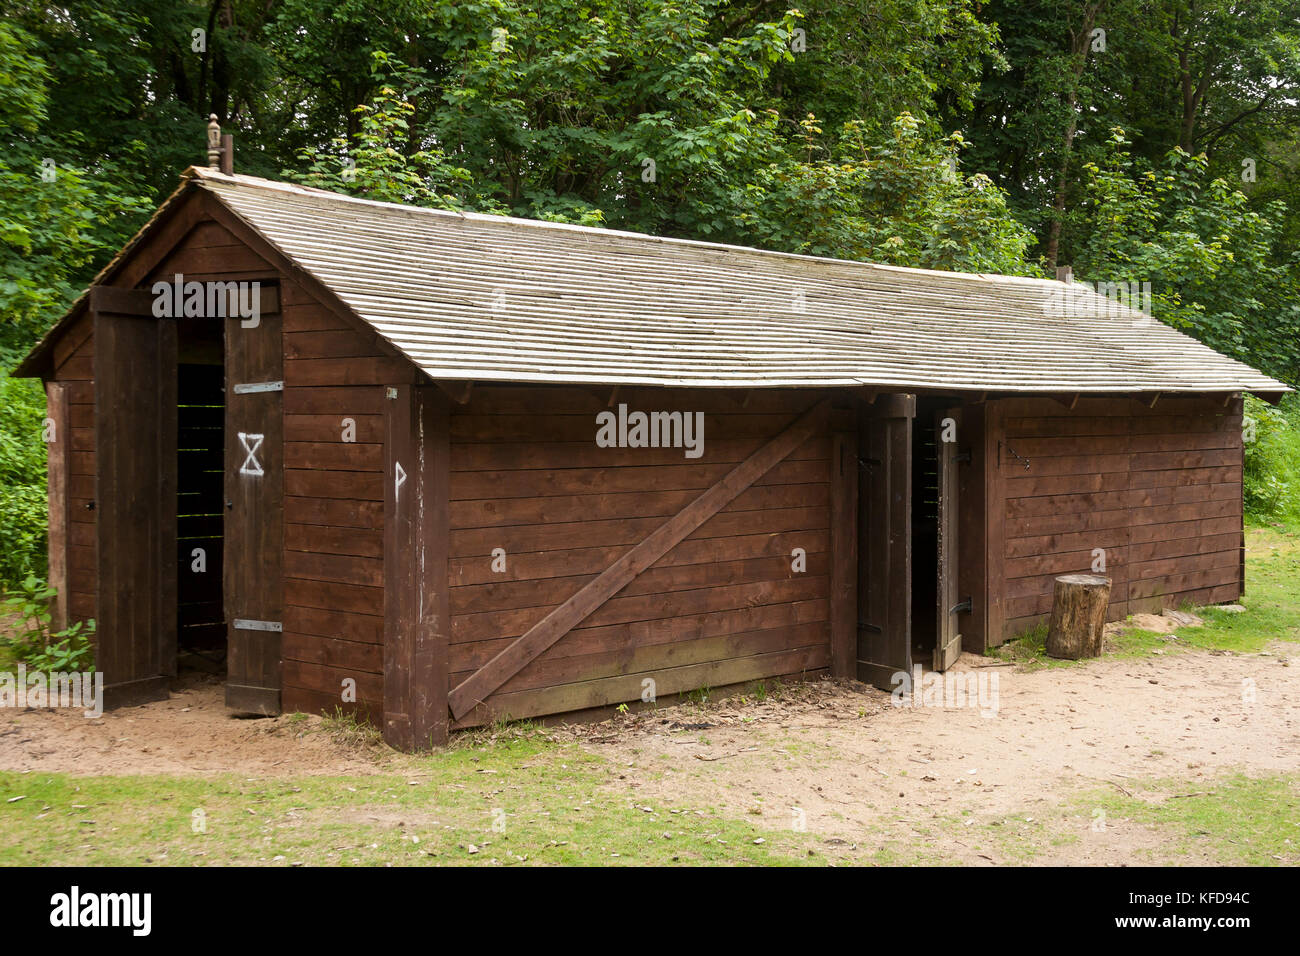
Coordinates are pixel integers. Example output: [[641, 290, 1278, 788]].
[[911, 400, 941, 665], [912, 396, 963, 672], [176, 317, 226, 675]]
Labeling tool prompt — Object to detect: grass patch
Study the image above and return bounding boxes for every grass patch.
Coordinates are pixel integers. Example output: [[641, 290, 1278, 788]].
[[0, 739, 824, 866], [990, 523, 1300, 668], [1074, 772, 1300, 865]]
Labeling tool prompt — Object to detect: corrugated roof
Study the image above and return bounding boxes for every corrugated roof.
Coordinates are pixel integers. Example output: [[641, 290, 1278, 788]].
[[19, 166, 1293, 393]]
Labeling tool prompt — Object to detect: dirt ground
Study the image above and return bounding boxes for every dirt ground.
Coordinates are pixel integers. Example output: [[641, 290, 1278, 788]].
[[1, 644, 1295, 864]]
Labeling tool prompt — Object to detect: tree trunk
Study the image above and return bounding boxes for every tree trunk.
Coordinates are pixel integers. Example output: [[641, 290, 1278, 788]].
[[1046, 573, 1112, 659], [1044, 1, 1106, 270]]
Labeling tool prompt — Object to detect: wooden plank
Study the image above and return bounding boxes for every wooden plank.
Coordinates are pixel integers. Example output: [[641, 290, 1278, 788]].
[[224, 307, 284, 715], [934, 406, 961, 670], [284, 605, 384, 643], [449, 505, 828, 558], [286, 356, 420, 387], [284, 550, 383, 588], [285, 468, 383, 500], [283, 659, 383, 701], [461, 621, 829, 697], [451, 436, 831, 472], [285, 577, 383, 615], [984, 400, 1007, 644], [455, 643, 828, 728], [451, 575, 828, 645], [52, 315, 94, 374], [284, 414, 384, 443], [286, 522, 383, 558], [282, 385, 386, 416], [447, 398, 831, 719], [283, 633, 382, 674], [829, 420, 858, 678], [450, 410, 822, 443], [284, 440, 383, 471], [284, 495, 384, 530], [449, 481, 828, 530], [448, 457, 827, 500], [45, 383, 70, 630], [450, 528, 828, 586], [451, 598, 828, 673], [284, 329, 387, 360], [383, 385, 450, 750], [957, 401, 987, 652], [93, 311, 172, 706], [88, 286, 154, 316], [450, 552, 828, 615], [856, 394, 914, 687]]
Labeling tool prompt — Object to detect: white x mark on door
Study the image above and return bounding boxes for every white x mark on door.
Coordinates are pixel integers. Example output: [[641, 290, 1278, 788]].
[[238, 432, 265, 477]]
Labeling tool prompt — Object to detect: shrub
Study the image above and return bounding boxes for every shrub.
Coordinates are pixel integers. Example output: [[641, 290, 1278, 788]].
[[0, 369, 47, 586], [1243, 393, 1300, 522], [1, 574, 94, 672]]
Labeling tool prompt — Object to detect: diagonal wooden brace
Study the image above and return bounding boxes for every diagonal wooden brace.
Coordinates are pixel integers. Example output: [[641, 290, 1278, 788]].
[[447, 398, 832, 720]]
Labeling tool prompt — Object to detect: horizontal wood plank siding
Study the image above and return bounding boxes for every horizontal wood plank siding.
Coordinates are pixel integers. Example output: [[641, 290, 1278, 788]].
[[51, 315, 97, 626], [448, 385, 833, 728], [992, 395, 1244, 639], [279, 277, 410, 719]]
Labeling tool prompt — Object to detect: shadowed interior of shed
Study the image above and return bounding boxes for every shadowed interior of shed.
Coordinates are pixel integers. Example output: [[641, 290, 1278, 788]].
[[175, 317, 226, 669]]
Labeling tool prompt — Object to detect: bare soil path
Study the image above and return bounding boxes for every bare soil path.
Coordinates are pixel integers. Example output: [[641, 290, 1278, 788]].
[[2, 643, 1294, 864]]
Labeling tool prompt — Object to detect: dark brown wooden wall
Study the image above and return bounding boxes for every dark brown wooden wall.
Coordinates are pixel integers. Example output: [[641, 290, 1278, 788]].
[[989, 395, 1244, 639], [279, 278, 419, 721], [447, 386, 834, 727], [48, 314, 97, 626]]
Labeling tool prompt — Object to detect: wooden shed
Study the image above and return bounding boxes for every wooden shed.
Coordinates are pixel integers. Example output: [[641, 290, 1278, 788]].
[[15, 165, 1289, 748]]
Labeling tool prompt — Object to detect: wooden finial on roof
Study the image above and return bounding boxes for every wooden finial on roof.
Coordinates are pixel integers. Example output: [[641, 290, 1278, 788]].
[[206, 114, 234, 174], [206, 114, 222, 168]]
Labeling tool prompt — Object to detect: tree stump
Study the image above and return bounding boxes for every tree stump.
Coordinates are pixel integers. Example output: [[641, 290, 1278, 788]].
[[1046, 574, 1112, 659]]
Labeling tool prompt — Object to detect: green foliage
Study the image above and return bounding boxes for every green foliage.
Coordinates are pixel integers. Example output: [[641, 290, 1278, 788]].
[[0, 371, 46, 586], [1244, 395, 1300, 522], [1, 574, 95, 672], [729, 112, 1040, 272], [288, 52, 485, 210], [1073, 129, 1300, 388]]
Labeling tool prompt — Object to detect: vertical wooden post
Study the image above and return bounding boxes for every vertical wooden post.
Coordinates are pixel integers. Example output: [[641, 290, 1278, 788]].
[[45, 382, 70, 631], [983, 400, 1007, 645], [829, 401, 859, 679], [1231, 393, 1246, 597], [384, 385, 450, 750], [957, 401, 987, 653]]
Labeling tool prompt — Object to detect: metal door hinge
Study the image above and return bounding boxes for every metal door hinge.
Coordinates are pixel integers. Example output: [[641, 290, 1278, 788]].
[[233, 619, 282, 632]]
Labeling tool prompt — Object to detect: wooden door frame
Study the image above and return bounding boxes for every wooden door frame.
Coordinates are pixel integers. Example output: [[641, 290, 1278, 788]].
[[933, 406, 962, 670]]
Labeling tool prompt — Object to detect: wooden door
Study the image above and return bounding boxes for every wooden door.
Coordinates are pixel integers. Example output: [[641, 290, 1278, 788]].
[[933, 407, 962, 671], [856, 394, 914, 689], [94, 307, 176, 707], [223, 304, 283, 715]]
